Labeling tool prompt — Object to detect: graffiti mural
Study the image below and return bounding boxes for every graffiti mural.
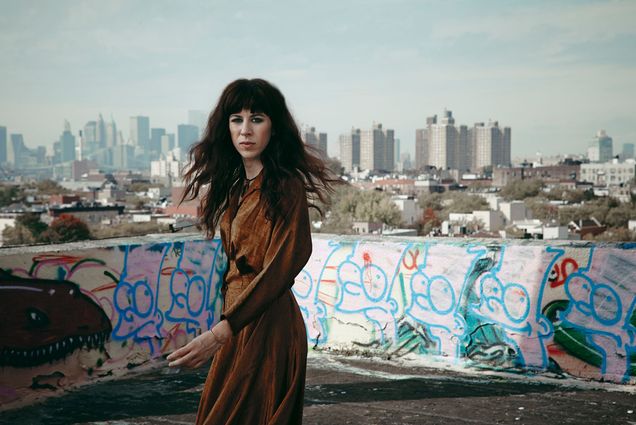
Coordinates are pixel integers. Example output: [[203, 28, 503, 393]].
[[1, 235, 635, 409], [0, 270, 112, 367], [0, 238, 226, 408]]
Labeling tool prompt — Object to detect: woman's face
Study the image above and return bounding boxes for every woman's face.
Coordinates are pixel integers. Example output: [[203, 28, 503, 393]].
[[229, 109, 272, 165]]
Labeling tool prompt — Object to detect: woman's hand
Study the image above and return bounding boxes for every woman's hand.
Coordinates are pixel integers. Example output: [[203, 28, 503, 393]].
[[167, 320, 232, 369]]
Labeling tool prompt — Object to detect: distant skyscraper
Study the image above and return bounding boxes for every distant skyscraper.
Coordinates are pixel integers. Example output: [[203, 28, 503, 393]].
[[301, 126, 328, 157], [113, 144, 135, 170], [161, 133, 176, 154], [188, 110, 207, 137], [130, 116, 150, 152], [339, 128, 361, 173], [150, 128, 166, 159], [59, 120, 76, 163], [622, 143, 635, 160], [588, 130, 613, 163], [105, 117, 118, 148], [83, 121, 97, 156], [97, 114, 107, 149], [0, 126, 6, 164], [178, 124, 199, 153], [360, 123, 394, 172], [8, 134, 25, 167]]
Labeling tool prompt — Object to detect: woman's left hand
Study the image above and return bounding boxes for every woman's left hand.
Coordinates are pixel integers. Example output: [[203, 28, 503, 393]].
[[167, 322, 231, 368]]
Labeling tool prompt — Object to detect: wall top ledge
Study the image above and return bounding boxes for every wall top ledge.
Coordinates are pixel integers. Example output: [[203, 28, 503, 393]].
[[1, 232, 634, 256]]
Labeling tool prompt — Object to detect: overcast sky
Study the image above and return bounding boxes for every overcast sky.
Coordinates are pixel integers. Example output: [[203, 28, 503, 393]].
[[1, 0, 635, 159]]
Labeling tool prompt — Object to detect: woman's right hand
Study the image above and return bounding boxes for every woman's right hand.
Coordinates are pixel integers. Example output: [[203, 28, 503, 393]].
[[166, 320, 232, 368]]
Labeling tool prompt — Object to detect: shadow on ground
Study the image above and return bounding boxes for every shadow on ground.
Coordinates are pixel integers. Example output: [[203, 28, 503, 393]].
[[0, 360, 570, 425]]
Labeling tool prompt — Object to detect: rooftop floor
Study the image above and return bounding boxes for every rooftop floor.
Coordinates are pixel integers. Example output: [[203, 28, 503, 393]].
[[2, 351, 634, 425]]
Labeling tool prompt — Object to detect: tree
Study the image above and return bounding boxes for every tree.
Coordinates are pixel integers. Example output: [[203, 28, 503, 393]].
[[0, 213, 47, 246], [525, 197, 558, 221], [418, 192, 443, 211], [593, 227, 636, 242], [324, 157, 344, 177], [2, 224, 36, 246], [441, 192, 489, 218], [320, 186, 402, 233], [500, 179, 544, 201], [17, 213, 48, 236], [41, 214, 91, 243], [0, 185, 19, 207]]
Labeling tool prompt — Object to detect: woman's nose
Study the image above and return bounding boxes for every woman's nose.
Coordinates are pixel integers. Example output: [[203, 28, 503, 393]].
[[240, 123, 252, 135]]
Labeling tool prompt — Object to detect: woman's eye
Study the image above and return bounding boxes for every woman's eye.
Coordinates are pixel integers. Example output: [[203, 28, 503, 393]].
[[230, 118, 242, 124], [251, 117, 263, 123]]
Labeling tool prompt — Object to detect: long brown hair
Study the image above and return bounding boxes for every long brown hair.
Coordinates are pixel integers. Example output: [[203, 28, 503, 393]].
[[181, 78, 339, 237]]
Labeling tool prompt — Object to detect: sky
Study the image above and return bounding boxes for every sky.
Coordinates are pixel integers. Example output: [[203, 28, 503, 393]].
[[1, 0, 635, 160]]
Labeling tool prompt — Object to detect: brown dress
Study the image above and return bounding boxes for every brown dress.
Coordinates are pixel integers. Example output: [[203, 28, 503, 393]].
[[195, 173, 311, 425]]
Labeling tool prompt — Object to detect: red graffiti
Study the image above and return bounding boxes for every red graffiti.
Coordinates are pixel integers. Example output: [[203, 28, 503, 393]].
[[161, 266, 196, 276], [362, 252, 372, 267], [31, 254, 83, 265], [548, 258, 579, 288], [92, 282, 118, 292], [402, 248, 420, 270]]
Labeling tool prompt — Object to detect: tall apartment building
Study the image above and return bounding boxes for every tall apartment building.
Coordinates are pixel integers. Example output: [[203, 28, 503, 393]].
[[301, 126, 328, 157], [470, 120, 511, 171], [130, 116, 150, 152], [417, 111, 510, 172], [415, 115, 437, 170], [359, 123, 395, 172], [339, 128, 361, 173], [428, 110, 457, 170], [587, 130, 613, 163]]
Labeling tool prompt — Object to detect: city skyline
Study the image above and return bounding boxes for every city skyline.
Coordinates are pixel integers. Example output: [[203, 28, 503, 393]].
[[1, 1, 635, 159]]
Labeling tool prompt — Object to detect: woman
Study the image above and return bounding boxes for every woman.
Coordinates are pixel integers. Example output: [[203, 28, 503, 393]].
[[167, 78, 336, 424]]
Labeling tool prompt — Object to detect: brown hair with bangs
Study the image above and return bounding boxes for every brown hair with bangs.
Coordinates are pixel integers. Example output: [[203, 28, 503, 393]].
[[180, 78, 339, 237]]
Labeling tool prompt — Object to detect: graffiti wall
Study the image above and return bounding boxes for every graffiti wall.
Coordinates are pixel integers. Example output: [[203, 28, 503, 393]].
[[1, 235, 635, 409]]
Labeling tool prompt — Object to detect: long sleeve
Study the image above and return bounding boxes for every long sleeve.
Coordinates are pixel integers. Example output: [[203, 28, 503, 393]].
[[222, 182, 312, 334]]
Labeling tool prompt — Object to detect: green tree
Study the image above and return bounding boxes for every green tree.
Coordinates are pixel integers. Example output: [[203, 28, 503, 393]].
[[321, 186, 402, 233], [440, 192, 489, 218], [0, 185, 19, 207], [500, 179, 544, 201], [17, 213, 48, 237], [1, 213, 48, 245], [41, 214, 91, 243]]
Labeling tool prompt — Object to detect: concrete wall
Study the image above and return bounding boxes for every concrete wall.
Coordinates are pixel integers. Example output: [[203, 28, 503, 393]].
[[1, 234, 635, 409]]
